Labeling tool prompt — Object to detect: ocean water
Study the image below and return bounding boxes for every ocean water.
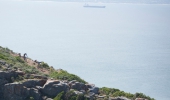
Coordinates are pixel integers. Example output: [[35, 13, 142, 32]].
[[0, 1, 170, 100]]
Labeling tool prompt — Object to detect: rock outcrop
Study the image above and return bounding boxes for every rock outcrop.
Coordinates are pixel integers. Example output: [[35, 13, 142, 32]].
[[3, 82, 43, 100], [0, 71, 47, 100], [0, 71, 94, 100], [22, 79, 47, 88], [0, 71, 25, 100], [0, 70, 24, 82], [42, 80, 69, 98], [4, 83, 29, 100], [89, 87, 99, 94], [70, 81, 86, 91]]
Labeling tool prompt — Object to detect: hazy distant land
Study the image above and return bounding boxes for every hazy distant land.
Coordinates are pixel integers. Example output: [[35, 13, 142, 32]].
[[27, 0, 170, 4]]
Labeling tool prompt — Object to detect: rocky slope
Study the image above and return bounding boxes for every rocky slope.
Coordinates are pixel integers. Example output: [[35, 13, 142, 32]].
[[0, 46, 154, 100]]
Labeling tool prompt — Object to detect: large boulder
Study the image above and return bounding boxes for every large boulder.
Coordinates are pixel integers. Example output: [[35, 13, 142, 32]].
[[0, 71, 24, 82], [42, 80, 69, 98], [3, 83, 28, 100], [0, 79, 8, 99], [0, 71, 18, 99], [89, 87, 99, 94], [70, 82, 86, 91], [23, 79, 47, 88], [3, 83, 42, 100]]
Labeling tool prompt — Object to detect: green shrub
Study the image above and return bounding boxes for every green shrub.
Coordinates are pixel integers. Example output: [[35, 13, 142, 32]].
[[134, 93, 155, 100], [65, 90, 76, 100], [99, 87, 120, 95], [29, 97, 34, 100], [0, 53, 8, 60], [15, 56, 25, 63], [76, 94, 85, 100], [49, 70, 86, 83], [53, 91, 64, 100], [11, 77, 15, 82], [40, 62, 49, 68], [15, 75, 24, 82], [65, 92, 85, 100]]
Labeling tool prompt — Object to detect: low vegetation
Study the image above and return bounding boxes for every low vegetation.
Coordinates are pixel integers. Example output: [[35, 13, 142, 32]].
[[54, 91, 87, 100], [99, 87, 155, 100], [53, 91, 65, 100], [49, 69, 86, 83], [0, 48, 39, 74], [40, 62, 50, 69]]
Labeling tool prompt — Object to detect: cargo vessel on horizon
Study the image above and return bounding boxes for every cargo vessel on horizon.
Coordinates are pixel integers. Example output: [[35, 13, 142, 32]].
[[83, 3, 106, 8]]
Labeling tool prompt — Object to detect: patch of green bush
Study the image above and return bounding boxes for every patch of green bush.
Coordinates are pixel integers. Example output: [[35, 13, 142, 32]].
[[49, 70, 86, 83], [15, 56, 25, 63], [99, 87, 154, 100], [29, 97, 34, 100], [133, 93, 155, 100], [65, 90, 76, 100], [76, 94, 85, 100], [40, 62, 49, 69], [53, 91, 64, 100], [64, 90, 86, 100], [0, 53, 9, 60], [99, 87, 120, 95]]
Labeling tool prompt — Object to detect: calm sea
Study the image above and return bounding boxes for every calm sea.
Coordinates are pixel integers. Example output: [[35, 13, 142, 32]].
[[0, 1, 170, 99]]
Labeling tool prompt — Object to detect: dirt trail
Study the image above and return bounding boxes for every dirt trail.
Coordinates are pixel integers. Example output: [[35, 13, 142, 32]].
[[26, 58, 50, 75], [12, 52, 50, 74]]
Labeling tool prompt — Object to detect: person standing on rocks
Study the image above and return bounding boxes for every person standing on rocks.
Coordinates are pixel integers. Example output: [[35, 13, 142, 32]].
[[18, 53, 21, 57], [34, 60, 41, 68], [23, 53, 27, 61]]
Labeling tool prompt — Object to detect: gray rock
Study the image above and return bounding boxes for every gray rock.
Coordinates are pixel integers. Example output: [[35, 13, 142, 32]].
[[85, 84, 94, 88], [33, 75, 48, 79], [0, 71, 24, 82], [80, 90, 86, 94], [29, 88, 42, 100], [70, 82, 86, 91], [16, 71, 25, 76], [74, 90, 83, 95], [3, 83, 27, 100], [97, 95, 105, 99], [25, 74, 47, 79], [42, 80, 69, 98], [85, 92, 95, 100], [3, 82, 42, 100], [109, 96, 131, 100], [0, 79, 8, 98], [0, 79, 8, 86], [135, 98, 146, 100], [0, 60, 6, 65], [89, 87, 99, 94], [69, 80, 77, 84], [23, 79, 47, 88]]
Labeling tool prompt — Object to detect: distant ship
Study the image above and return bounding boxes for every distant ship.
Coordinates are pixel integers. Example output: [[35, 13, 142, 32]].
[[83, 3, 106, 8]]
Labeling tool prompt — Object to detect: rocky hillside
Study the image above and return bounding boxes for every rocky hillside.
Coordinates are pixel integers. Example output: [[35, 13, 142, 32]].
[[0, 46, 155, 100]]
